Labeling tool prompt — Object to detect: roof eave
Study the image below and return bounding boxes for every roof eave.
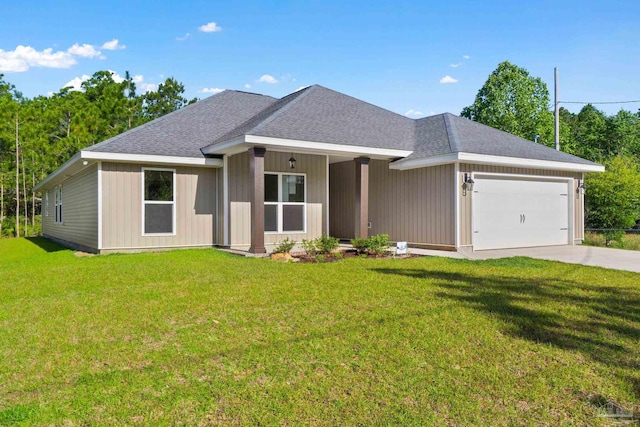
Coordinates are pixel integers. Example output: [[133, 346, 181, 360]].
[[202, 135, 414, 159], [390, 152, 605, 173]]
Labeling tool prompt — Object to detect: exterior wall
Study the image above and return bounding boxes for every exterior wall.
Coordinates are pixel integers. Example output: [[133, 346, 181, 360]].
[[458, 163, 584, 247], [330, 160, 456, 247], [101, 162, 217, 251], [329, 161, 355, 240], [228, 151, 327, 250], [42, 164, 98, 251], [369, 160, 455, 247]]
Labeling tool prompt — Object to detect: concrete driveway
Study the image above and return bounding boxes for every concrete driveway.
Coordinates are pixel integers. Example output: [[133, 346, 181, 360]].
[[465, 245, 640, 273]]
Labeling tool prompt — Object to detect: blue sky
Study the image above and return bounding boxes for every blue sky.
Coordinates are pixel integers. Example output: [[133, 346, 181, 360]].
[[1, 0, 639, 117]]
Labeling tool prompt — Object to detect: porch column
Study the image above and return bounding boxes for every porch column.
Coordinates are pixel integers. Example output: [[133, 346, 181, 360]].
[[354, 157, 370, 239], [249, 147, 267, 254]]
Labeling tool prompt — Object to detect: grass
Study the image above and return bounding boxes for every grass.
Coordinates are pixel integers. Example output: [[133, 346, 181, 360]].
[[1, 238, 639, 425], [584, 231, 640, 251]]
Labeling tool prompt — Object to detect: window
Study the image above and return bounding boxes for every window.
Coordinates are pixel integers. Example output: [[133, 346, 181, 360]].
[[264, 173, 305, 233], [54, 186, 63, 223], [142, 168, 175, 235]]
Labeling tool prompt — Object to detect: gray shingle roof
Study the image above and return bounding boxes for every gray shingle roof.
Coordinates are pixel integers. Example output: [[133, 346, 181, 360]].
[[410, 113, 599, 166], [206, 85, 416, 150], [85, 90, 277, 157], [86, 85, 600, 168]]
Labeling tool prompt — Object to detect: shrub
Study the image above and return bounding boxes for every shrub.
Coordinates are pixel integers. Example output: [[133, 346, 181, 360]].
[[351, 234, 391, 256], [368, 234, 391, 256], [315, 254, 326, 263], [272, 238, 296, 254], [351, 237, 369, 254], [316, 233, 339, 254], [333, 251, 343, 260], [301, 238, 317, 256]]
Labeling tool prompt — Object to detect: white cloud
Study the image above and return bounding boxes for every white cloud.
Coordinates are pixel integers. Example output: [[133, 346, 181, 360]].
[[139, 83, 157, 93], [101, 39, 125, 50], [63, 74, 91, 91], [199, 22, 222, 32], [244, 84, 251, 89], [450, 63, 461, 68], [257, 74, 279, 84], [405, 109, 425, 118], [176, 32, 190, 41], [463, 55, 470, 59], [440, 75, 458, 84], [294, 85, 309, 92], [202, 87, 224, 94], [62, 71, 156, 93], [0, 45, 76, 72], [67, 43, 101, 58], [428, 111, 436, 116]]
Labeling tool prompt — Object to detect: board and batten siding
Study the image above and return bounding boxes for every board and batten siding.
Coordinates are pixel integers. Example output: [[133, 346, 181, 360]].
[[42, 164, 98, 251], [458, 164, 584, 247], [227, 151, 327, 250], [330, 160, 456, 247], [101, 162, 217, 251]]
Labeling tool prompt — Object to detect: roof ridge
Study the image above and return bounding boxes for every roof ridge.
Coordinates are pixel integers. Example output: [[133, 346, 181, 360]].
[[442, 113, 461, 153], [203, 86, 315, 147], [248, 85, 317, 135], [315, 85, 415, 123]]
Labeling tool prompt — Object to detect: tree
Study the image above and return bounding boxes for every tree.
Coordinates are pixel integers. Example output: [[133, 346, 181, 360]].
[[142, 77, 196, 120], [610, 109, 640, 159], [461, 61, 554, 146], [564, 104, 612, 161], [585, 155, 640, 241]]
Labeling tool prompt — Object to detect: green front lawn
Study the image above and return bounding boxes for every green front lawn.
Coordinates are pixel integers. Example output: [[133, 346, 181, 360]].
[[1, 238, 638, 425]]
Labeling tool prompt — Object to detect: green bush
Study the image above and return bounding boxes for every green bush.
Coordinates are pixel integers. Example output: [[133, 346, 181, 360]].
[[351, 234, 391, 256], [272, 238, 296, 254], [351, 238, 369, 253], [368, 234, 391, 256], [316, 233, 339, 254], [301, 238, 317, 256]]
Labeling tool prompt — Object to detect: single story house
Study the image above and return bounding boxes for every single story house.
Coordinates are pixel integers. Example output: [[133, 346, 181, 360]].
[[34, 85, 604, 254]]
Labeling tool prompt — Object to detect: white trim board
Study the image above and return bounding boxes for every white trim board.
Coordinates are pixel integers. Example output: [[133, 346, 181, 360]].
[[82, 151, 222, 167], [202, 135, 413, 159], [390, 152, 604, 173]]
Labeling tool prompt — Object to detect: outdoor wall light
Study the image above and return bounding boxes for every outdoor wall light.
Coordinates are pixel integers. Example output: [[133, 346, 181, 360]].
[[289, 155, 296, 169], [463, 173, 475, 196], [577, 179, 586, 195]]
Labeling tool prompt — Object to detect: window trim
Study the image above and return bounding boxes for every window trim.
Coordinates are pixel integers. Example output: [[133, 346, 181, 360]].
[[45, 191, 49, 217], [264, 171, 307, 235], [54, 185, 63, 224], [141, 167, 177, 237]]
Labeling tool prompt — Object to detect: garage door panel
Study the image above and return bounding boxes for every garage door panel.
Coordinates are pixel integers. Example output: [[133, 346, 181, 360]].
[[473, 177, 570, 251]]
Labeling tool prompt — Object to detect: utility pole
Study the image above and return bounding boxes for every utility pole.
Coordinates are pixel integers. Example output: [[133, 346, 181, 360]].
[[554, 67, 560, 151], [15, 113, 20, 238]]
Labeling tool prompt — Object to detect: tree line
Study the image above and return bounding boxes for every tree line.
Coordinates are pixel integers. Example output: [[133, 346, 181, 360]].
[[462, 61, 640, 234], [1, 63, 639, 239], [0, 71, 195, 237]]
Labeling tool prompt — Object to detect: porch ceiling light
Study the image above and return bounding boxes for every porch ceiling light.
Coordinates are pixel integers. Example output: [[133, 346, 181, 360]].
[[289, 155, 296, 169], [463, 173, 475, 196]]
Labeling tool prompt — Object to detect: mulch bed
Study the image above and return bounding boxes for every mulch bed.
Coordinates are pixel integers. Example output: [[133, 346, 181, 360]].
[[271, 249, 418, 263]]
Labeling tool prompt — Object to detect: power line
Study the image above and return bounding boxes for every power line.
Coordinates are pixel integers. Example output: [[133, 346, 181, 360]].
[[559, 100, 640, 105]]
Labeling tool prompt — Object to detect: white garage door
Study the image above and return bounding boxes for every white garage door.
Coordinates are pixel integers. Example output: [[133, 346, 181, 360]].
[[472, 176, 570, 251]]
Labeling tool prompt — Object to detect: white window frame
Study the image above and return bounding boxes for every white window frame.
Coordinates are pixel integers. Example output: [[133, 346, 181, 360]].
[[264, 172, 306, 234], [141, 167, 176, 236], [54, 185, 63, 223], [45, 191, 49, 217]]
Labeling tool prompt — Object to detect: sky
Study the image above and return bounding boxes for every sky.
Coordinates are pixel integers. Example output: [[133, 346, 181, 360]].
[[1, 0, 639, 118]]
